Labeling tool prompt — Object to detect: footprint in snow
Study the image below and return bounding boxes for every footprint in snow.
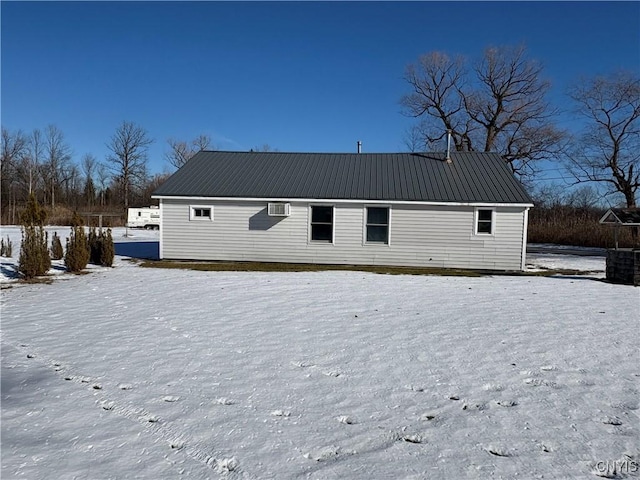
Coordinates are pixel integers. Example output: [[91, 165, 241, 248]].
[[118, 384, 133, 390], [405, 384, 425, 392], [540, 365, 558, 372], [216, 398, 234, 405], [462, 402, 487, 411], [323, 369, 342, 377], [539, 443, 552, 453], [291, 360, 314, 368], [482, 383, 504, 392], [208, 457, 239, 474], [575, 378, 596, 387], [402, 434, 423, 444], [141, 414, 160, 423], [271, 410, 291, 417], [169, 440, 185, 450], [523, 377, 560, 388], [163, 395, 180, 402], [611, 400, 639, 411], [337, 415, 355, 424], [304, 445, 341, 462], [485, 445, 511, 457], [495, 399, 518, 407], [600, 416, 623, 426]]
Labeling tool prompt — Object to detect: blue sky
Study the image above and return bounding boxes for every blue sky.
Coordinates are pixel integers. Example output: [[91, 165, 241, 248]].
[[2, 1, 639, 178]]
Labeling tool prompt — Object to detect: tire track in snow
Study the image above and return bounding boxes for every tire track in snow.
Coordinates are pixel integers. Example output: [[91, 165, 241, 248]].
[[2, 338, 254, 479]]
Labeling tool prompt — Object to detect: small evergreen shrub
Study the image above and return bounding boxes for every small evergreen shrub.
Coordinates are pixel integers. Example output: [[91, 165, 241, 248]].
[[87, 227, 114, 267], [20, 193, 47, 226], [64, 213, 90, 273], [0, 236, 13, 257], [50, 232, 64, 260], [88, 227, 102, 265], [100, 229, 115, 267], [18, 194, 51, 279], [18, 226, 51, 279]]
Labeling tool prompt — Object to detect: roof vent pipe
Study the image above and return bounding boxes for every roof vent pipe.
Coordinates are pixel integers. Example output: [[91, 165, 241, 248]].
[[445, 130, 452, 163], [357, 141, 362, 154]]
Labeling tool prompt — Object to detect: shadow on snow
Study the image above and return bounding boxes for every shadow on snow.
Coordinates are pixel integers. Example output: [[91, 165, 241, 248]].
[[114, 241, 159, 260]]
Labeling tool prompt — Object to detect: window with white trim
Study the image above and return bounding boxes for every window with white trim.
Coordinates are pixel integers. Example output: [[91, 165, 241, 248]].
[[475, 208, 494, 234], [366, 207, 389, 244], [190, 206, 213, 221], [310, 205, 333, 242]]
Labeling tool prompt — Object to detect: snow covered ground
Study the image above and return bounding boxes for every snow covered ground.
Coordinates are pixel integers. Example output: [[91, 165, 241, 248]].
[[1, 226, 638, 479]]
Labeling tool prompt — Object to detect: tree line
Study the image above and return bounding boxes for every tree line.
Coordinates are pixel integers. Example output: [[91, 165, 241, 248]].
[[1, 120, 281, 225], [2, 44, 638, 227]]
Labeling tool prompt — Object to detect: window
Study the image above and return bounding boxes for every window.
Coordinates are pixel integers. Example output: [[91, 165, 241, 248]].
[[190, 206, 213, 221], [476, 209, 493, 234], [366, 207, 389, 244], [310, 205, 333, 242]]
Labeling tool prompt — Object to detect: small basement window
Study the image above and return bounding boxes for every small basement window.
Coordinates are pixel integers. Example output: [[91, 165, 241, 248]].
[[190, 206, 213, 221], [475, 208, 494, 234], [366, 207, 389, 244], [310, 205, 333, 242]]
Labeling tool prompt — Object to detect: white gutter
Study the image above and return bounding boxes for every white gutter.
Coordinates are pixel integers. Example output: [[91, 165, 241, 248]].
[[521, 207, 530, 271], [158, 199, 163, 260]]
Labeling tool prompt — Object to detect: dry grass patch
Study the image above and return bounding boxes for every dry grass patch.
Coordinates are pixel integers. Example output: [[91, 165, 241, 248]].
[[138, 260, 488, 277]]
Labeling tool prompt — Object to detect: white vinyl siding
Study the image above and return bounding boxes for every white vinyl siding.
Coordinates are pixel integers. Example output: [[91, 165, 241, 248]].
[[160, 199, 528, 270]]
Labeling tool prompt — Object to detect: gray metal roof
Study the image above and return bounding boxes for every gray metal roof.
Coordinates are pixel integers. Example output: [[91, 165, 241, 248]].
[[153, 151, 534, 204]]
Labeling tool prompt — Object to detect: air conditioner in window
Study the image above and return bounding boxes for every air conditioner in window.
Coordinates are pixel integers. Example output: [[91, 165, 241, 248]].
[[268, 202, 290, 217]]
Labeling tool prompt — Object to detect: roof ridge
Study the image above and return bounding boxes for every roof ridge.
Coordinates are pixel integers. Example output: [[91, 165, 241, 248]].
[[199, 150, 501, 155]]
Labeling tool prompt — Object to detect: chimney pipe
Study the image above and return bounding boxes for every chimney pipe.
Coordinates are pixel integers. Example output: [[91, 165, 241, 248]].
[[445, 130, 452, 163], [357, 141, 362, 154]]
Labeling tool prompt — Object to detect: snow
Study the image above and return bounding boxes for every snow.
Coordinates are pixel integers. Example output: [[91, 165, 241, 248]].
[[1, 226, 639, 479]]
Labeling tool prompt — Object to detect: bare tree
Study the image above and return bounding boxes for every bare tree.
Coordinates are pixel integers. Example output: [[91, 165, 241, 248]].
[[566, 71, 639, 208], [401, 45, 566, 178], [106, 121, 153, 210], [81, 154, 97, 208], [96, 162, 110, 207], [1, 127, 28, 221], [402, 123, 430, 152], [165, 134, 211, 169], [26, 129, 44, 196], [42, 125, 72, 209]]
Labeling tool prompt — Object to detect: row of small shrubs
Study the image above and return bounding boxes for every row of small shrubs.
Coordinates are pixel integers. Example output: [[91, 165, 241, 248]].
[[64, 220, 115, 272], [17, 195, 114, 280]]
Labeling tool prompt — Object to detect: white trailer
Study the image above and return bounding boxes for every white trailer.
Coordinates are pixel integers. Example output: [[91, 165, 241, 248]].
[[126, 206, 160, 229]]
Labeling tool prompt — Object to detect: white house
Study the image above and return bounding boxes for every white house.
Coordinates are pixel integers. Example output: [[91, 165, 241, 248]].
[[152, 151, 534, 271]]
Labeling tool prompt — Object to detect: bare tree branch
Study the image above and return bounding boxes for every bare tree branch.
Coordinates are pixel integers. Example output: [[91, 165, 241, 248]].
[[165, 134, 212, 169], [400, 45, 567, 179], [106, 121, 153, 210], [565, 70, 640, 207]]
